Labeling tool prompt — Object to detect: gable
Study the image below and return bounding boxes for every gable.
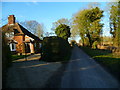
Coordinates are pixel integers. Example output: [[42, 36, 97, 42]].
[[1, 23, 42, 42], [18, 24, 42, 42]]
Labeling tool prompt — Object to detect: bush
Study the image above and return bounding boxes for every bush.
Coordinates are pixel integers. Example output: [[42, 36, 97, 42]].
[[2, 33, 12, 70], [2, 32, 12, 88], [40, 36, 71, 62]]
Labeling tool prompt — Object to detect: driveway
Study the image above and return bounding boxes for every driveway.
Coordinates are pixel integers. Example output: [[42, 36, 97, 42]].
[[60, 46, 120, 88], [5, 53, 62, 88]]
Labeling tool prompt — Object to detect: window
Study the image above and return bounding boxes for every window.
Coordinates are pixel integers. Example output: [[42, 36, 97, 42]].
[[12, 43, 15, 49], [39, 43, 42, 48], [34, 43, 36, 47], [10, 43, 16, 51], [5, 32, 14, 38]]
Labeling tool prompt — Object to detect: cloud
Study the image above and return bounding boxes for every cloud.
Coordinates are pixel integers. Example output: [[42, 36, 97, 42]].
[[32, 0, 38, 5], [25, 1, 38, 6]]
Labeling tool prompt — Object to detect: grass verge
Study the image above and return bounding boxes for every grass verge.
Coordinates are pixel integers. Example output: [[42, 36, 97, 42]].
[[12, 55, 30, 61], [80, 46, 120, 82]]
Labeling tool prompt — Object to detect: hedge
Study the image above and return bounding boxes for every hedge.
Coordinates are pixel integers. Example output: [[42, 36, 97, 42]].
[[2, 33, 12, 88], [40, 36, 71, 62]]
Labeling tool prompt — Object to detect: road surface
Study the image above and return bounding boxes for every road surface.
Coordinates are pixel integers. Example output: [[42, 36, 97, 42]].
[[5, 54, 62, 88], [60, 46, 120, 88]]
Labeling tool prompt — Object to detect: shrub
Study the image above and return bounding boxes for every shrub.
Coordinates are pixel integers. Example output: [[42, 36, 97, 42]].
[[2, 32, 12, 70], [2, 32, 12, 88], [40, 36, 71, 62]]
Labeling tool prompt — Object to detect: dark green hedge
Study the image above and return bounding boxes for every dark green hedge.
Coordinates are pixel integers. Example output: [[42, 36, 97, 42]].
[[2, 33, 12, 88], [2, 33, 12, 70], [40, 36, 71, 62]]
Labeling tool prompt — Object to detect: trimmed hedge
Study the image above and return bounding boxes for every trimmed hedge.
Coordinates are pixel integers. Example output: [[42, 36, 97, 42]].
[[2, 33, 12, 88], [2, 33, 12, 70], [40, 36, 71, 62]]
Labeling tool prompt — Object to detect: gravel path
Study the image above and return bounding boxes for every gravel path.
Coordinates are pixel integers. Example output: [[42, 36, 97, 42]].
[[60, 46, 120, 88], [5, 54, 62, 88]]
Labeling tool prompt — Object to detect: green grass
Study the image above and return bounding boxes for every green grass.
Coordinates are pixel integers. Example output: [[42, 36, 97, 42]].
[[12, 55, 30, 61], [80, 46, 120, 82]]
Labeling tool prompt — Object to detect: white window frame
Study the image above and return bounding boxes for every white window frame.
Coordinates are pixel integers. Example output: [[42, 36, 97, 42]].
[[9, 43, 16, 51]]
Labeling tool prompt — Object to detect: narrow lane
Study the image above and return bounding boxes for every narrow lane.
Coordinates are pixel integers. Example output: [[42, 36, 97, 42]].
[[61, 46, 119, 88], [5, 54, 62, 88]]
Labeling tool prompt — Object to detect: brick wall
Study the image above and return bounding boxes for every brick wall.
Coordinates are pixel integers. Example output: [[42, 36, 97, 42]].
[[13, 35, 25, 53], [13, 35, 24, 44]]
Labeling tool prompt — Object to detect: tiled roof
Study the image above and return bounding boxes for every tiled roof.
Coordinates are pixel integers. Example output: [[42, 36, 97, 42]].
[[1, 23, 42, 42], [18, 23, 42, 42]]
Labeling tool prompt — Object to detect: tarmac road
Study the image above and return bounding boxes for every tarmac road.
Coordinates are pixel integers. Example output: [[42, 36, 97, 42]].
[[5, 54, 62, 88], [60, 46, 120, 88]]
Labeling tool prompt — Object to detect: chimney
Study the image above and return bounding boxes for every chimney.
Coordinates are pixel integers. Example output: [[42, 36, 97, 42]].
[[8, 15, 15, 25]]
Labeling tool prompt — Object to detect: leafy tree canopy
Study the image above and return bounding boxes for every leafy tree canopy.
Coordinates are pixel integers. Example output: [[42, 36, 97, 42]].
[[72, 7, 104, 47], [55, 24, 71, 41], [52, 18, 71, 31], [109, 1, 120, 47]]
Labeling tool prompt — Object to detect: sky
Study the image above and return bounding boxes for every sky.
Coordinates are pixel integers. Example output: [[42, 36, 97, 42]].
[[1, 0, 118, 2], [1, 1, 114, 42]]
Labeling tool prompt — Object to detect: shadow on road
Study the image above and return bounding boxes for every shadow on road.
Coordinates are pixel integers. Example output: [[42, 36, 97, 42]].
[[43, 62, 69, 88]]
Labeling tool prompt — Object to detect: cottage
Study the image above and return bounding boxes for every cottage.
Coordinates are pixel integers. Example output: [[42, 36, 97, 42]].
[[1, 15, 42, 54]]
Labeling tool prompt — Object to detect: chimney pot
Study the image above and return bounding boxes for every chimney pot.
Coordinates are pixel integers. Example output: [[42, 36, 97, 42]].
[[8, 15, 15, 25]]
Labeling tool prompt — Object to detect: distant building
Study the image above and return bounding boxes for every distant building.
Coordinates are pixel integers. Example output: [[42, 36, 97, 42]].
[[1, 15, 42, 54]]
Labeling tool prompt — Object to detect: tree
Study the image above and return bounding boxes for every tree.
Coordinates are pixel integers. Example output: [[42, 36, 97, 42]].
[[55, 24, 71, 41], [102, 36, 113, 45], [118, 1, 120, 47], [20, 20, 44, 39], [88, 2, 100, 9], [35, 23, 44, 39], [44, 32, 55, 37], [72, 7, 103, 47], [109, 1, 120, 47], [52, 18, 71, 31], [70, 40, 77, 46]]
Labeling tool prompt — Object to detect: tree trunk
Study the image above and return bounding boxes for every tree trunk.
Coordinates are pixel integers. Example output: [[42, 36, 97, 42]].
[[87, 34, 92, 47]]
